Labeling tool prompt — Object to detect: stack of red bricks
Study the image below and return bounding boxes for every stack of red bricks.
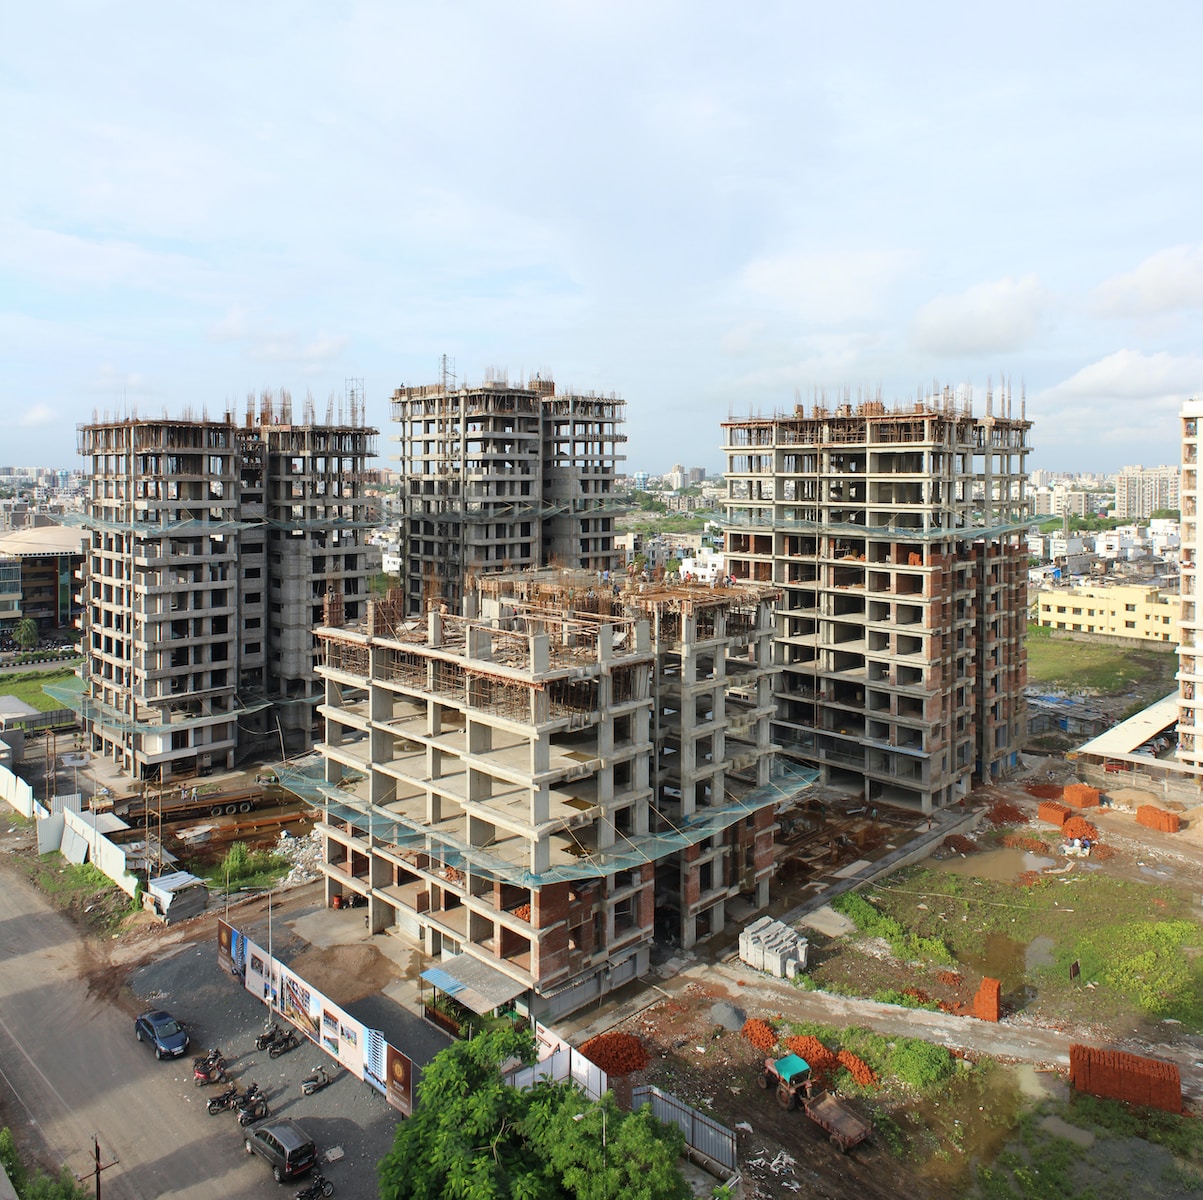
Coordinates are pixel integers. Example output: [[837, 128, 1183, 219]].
[[973, 977, 1001, 1022], [1069, 1044, 1181, 1112], [1062, 783, 1100, 809], [1136, 805, 1181, 834], [1038, 800, 1070, 827]]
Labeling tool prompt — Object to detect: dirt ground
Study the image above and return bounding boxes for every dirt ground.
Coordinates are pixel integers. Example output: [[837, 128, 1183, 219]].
[[608, 979, 963, 1200], [10, 742, 1203, 1198], [288, 943, 398, 1007]]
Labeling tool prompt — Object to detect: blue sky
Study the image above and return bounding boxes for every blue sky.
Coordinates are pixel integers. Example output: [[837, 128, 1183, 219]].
[[4, 1, 1202, 476]]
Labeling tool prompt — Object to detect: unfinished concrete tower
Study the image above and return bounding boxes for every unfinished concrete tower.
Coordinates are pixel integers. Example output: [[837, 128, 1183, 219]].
[[390, 372, 625, 615], [76, 395, 378, 780], [625, 582, 781, 949], [722, 387, 1030, 814], [1177, 398, 1203, 770], [312, 569, 805, 1017]]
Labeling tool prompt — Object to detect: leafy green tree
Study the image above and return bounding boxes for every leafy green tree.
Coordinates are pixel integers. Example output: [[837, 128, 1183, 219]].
[[0, 1128, 89, 1199], [13, 618, 38, 651], [378, 1027, 690, 1200]]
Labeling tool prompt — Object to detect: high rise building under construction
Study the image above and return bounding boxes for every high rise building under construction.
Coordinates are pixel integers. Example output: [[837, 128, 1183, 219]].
[[722, 387, 1031, 814], [76, 391, 377, 781], [390, 371, 625, 614]]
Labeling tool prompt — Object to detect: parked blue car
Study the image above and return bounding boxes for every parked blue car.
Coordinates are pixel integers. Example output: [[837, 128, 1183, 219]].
[[134, 1010, 189, 1059]]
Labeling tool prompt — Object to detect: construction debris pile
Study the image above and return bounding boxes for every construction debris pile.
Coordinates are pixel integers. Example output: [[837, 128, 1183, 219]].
[[276, 829, 325, 887]]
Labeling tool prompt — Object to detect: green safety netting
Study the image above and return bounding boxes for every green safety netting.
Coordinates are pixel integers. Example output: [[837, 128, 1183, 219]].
[[42, 678, 272, 734], [276, 758, 818, 887]]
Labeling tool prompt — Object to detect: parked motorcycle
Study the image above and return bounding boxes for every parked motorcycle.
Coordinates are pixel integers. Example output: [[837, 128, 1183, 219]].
[[237, 1084, 269, 1127], [256, 1020, 282, 1051], [300, 1065, 334, 1096], [294, 1170, 334, 1200], [193, 1053, 227, 1086], [206, 1083, 241, 1115], [268, 1028, 301, 1058]]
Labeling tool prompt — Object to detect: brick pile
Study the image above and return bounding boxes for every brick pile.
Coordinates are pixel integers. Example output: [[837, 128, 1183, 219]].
[[1025, 782, 1062, 800], [1001, 834, 1050, 853], [1062, 783, 1100, 809], [943, 834, 978, 854], [986, 800, 1027, 826], [1069, 1044, 1181, 1113], [1038, 800, 1071, 827], [578, 1032, 649, 1076], [1137, 805, 1181, 834], [741, 1018, 777, 1053], [785, 1035, 837, 1082], [973, 977, 1001, 1022], [836, 1049, 878, 1088], [1062, 816, 1099, 842]]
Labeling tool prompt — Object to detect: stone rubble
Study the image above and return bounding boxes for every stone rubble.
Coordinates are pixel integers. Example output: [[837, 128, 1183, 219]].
[[276, 828, 325, 887]]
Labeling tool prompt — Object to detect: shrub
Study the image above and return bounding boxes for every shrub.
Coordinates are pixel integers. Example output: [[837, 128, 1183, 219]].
[[889, 1039, 955, 1089]]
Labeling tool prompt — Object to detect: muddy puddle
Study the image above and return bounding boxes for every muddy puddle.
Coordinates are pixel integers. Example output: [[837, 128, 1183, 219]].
[[907, 1062, 1025, 1188], [930, 846, 1054, 881]]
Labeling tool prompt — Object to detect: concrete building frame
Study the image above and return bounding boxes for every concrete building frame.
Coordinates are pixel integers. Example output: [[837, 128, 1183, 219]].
[[722, 389, 1031, 814]]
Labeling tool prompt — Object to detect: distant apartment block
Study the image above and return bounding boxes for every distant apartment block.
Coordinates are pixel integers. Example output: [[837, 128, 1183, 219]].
[[76, 394, 377, 781], [312, 570, 799, 1018], [1177, 402, 1203, 770], [1115, 464, 1179, 520], [391, 373, 625, 615], [1034, 583, 1178, 643], [723, 388, 1030, 814]]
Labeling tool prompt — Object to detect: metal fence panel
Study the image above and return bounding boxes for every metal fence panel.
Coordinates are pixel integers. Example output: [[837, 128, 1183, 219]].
[[632, 1084, 737, 1171]]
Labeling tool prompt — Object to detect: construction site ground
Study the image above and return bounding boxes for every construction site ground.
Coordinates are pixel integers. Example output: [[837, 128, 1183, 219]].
[[9, 753, 1203, 1198]]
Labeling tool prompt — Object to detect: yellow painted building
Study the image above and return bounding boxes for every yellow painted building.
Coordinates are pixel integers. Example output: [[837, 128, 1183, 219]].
[[1034, 583, 1179, 643]]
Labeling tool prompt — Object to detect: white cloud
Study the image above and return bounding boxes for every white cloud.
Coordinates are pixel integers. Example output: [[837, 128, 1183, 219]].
[[18, 403, 57, 428], [1031, 349, 1203, 448], [736, 250, 914, 326], [0, 217, 213, 295], [208, 307, 349, 373], [912, 275, 1048, 357], [1093, 244, 1203, 317], [86, 364, 155, 398]]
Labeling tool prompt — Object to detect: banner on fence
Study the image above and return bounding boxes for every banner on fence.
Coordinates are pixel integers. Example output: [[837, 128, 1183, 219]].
[[386, 1043, 414, 1116], [219, 920, 411, 1114]]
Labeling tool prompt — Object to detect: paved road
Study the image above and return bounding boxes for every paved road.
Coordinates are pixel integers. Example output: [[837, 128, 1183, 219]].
[[0, 866, 402, 1199]]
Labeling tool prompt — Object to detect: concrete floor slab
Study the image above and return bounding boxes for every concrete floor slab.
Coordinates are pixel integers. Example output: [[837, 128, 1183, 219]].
[[797, 904, 856, 938]]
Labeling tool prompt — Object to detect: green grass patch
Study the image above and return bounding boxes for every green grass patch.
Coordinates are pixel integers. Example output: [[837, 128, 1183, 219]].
[[194, 840, 289, 893], [871, 869, 1203, 1029], [0, 666, 79, 712], [8, 854, 135, 932], [969, 1098, 1203, 1199], [22, 856, 110, 895], [1064, 1093, 1203, 1163], [831, 888, 956, 965], [1025, 623, 1176, 694], [872, 987, 939, 1010]]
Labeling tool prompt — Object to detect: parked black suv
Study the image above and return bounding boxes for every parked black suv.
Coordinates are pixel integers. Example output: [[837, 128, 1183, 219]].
[[244, 1117, 317, 1182]]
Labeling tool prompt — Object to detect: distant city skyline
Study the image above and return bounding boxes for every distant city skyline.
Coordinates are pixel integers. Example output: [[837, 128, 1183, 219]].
[[4, 3, 1202, 476]]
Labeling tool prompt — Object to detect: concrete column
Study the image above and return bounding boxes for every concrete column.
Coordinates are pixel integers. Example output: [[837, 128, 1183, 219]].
[[531, 632, 549, 674]]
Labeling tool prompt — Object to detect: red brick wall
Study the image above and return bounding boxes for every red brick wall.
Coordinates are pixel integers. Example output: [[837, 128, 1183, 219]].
[[1038, 801, 1071, 827], [1136, 805, 1181, 834], [533, 881, 569, 928], [973, 977, 1001, 1022], [1069, 1044, 1181, 1112]]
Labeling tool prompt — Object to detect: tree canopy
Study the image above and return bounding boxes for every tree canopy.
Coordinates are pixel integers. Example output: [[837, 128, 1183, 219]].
[[377, 1026, 691, 1200], [13, 618, 38, 651]]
